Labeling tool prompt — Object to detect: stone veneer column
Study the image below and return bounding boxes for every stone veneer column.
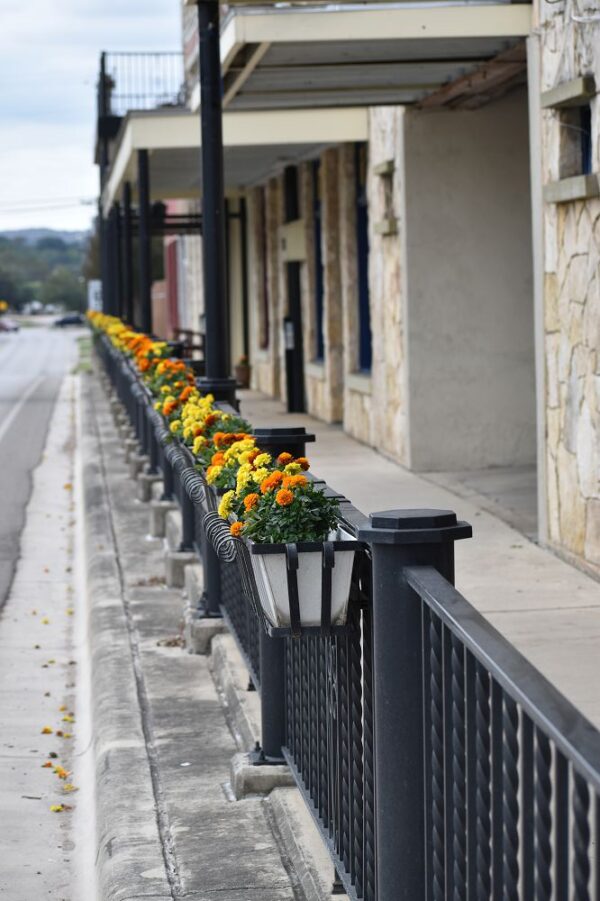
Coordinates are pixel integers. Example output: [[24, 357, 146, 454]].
[[540, 7, 600, 568]]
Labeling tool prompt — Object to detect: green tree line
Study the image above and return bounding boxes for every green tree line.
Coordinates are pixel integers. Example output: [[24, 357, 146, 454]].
[[0, 235, 91, 312]]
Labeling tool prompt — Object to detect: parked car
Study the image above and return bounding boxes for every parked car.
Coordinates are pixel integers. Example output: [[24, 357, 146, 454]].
[[53, 313, 85, 327], [0, 318, 20, 332]]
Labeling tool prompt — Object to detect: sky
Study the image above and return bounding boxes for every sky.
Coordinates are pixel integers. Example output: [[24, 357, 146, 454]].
[[0, 0, 182, 234]]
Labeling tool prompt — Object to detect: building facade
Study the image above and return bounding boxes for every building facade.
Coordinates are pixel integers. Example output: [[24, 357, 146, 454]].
[[97, 0, 600, 574]]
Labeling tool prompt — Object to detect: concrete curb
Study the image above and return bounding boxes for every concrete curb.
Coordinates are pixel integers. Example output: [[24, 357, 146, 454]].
[[80, 377, 173, 901]]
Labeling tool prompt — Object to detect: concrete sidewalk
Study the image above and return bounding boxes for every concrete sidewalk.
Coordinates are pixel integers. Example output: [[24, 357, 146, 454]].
[[238, 390, 600, 730]]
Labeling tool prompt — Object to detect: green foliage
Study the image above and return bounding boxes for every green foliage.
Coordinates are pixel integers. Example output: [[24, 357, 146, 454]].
[[243, 482, 340, 544], [0, 233, 87, 310]]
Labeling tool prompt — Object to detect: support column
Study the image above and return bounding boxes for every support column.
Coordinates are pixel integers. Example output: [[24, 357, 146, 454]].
[[113, 201, 123, 320], [122, 182, 134, 325], [137, 149, 152, 335], [196, 0, 237, 405]]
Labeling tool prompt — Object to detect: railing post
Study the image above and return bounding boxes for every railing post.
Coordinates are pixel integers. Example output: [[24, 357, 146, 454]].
[[249, 427, 315, 765], [357, 509, 471, 901]]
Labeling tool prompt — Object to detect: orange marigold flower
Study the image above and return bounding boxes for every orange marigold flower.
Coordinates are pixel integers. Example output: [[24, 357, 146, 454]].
[[192, 425, 205, 437], [179, 386, 195, 402], [295, 457, 310, 471], [163, 400, 177, 417], [138, 358, 150, 372], [230, 521, 244, 537], [243, 492, 259, 511], [260, 471, 284, 494], [211, 452, 226, 466], [205, 412, 220, 427], [282, 474, 308, 490], [277, 452, 293, 465], [212, 431, 226, 447], [275, 489, 294, 507]]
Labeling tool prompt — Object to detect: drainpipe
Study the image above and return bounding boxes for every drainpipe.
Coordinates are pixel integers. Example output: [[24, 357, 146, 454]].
[[137, 149, 152, 335], [195, 0, 237, 406]]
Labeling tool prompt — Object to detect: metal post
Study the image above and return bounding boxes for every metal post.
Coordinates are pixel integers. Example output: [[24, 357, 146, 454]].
[[357, 509, 472, 901], [113, 201, 123, 319], [137, 149, 152, 335], [122, 182, 134, 325], [195, 0, 237, 405]]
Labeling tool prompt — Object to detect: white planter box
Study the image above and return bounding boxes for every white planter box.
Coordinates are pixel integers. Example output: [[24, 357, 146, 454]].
[[247, 528, 356, 630]]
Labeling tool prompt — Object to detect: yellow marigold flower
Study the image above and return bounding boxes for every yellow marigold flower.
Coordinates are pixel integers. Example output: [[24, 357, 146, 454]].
[[283, 462, 302, 475], [275, 488, 294, 507], [154, 401, 162, 411], [206, 465, 223, 485], [218, 490, 235, 519], [251, 467, 269, 484], [253, 453, 272, 468], [183, 427, 193, 441], [169, 420, 182, 434], [192, 435, 207, 455], [230, 521, 244, 537], [160, 385, 171, 394]]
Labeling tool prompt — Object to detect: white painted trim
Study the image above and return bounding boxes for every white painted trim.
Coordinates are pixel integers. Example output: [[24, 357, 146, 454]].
[[102, 107, 369, 212], [527, 34, 547, 544], [221, 4, 532, 46]]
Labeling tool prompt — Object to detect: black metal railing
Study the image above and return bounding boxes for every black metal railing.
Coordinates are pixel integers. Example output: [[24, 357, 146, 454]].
[[98, 51, 186, 120], [97, 332, 600, 901]]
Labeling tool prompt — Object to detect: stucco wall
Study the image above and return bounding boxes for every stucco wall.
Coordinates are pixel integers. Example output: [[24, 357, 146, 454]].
[[403, 89, 536, 471], [540, 9, 600, 567]]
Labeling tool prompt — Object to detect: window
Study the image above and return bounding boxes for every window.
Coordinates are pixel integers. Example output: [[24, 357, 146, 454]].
[[355, 144, 372, 372], [559, 104, 593, 179], [312, 160, 325, 362]]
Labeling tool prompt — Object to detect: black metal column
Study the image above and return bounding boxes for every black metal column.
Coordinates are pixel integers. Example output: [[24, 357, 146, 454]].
[[137, 149, 152, 335], [358, 509, 472, 901], [113, 201, 123, 319], [196, 0, 236, 405], [122, 182, 134, 325]]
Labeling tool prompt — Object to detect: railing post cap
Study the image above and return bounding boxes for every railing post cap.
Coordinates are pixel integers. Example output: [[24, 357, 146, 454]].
[[371, 509, 457, 529], [357, 508, 472, 544]]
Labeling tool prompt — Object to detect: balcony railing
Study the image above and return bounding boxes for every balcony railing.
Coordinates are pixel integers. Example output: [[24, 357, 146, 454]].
[[98, 51, 186, 120]]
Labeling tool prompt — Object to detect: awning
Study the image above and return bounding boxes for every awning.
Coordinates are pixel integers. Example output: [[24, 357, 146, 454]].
[[101, 106, 368, 213], [188, 2, 532, 111]]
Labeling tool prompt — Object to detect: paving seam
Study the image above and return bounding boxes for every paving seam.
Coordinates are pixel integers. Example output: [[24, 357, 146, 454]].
[[87, 374, 182, 900]]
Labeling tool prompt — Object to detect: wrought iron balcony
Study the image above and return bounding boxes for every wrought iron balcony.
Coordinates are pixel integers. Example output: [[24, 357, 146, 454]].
[[97, 51, 186, 122]]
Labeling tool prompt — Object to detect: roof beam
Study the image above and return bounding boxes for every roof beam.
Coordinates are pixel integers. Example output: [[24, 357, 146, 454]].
[[223, 42, 271, 108]]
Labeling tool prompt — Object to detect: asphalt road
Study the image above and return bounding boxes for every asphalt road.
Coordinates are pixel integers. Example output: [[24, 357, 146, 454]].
[[0, 324, 81, 607]]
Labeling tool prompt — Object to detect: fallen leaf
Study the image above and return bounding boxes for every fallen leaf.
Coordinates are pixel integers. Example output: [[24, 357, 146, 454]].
[[66, 608, 74, 616], [63, 784, 78, 793], [58, 705, 67, 712], [62, 715, 74, 723], [41, 727, 53, 735], [48, 752, 58, 759], [63, 483, 72, 491], [41, 617, 50, 625], [61, 733, 73, 740], [41, 762, 53, 769], [50, 805, 64, 813]]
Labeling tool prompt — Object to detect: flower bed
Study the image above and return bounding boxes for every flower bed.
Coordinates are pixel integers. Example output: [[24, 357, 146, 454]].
[[89, 312, 356, 630]]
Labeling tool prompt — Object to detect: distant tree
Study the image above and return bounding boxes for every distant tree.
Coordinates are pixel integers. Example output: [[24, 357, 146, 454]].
[[36, 236, 68, 253], [40, 266, 86, 312], [82, 220, 101, 281], [0, 268, 24, 307]]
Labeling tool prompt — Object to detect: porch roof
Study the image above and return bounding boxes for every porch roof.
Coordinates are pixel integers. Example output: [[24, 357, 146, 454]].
[[189, 2, 532, 112], [101, 106, 368, 214]]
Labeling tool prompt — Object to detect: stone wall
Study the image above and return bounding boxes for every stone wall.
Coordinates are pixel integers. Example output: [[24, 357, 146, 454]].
[[540, 7, 600, 567], [366, 107, 410, 465]]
